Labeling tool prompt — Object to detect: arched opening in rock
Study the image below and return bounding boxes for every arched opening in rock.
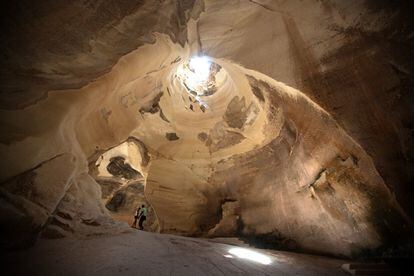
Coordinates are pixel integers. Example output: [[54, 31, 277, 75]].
[[176, 56, 224, 98], [89, 139, 159, 232]]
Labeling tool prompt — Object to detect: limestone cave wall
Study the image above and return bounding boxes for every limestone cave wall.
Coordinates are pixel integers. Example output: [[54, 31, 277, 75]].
[[0, 0, 413, 258]]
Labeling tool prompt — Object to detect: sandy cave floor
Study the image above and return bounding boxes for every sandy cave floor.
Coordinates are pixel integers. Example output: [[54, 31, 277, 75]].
[[4, 230, 348, 275]]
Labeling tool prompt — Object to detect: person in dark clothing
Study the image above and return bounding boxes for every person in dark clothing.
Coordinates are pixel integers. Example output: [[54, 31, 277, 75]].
[[138, 204, 148, 230], [131, 205, 141, 228]]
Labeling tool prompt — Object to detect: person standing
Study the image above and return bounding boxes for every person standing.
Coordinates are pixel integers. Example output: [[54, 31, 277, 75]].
[[131, 205, 141, 228], [138, 204, 148, 230]]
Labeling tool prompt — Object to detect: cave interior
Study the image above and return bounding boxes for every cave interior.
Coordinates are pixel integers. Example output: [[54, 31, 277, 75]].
[[1, 0, 414, 275]]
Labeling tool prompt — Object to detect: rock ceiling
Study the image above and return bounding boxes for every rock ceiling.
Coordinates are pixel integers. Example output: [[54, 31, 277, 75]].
[[0, 0, 413, 257]]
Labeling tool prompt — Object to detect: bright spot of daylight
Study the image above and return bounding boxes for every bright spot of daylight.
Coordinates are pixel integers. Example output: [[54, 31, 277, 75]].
[[227, 248, 272, 265], [189, 56, 212, 82]]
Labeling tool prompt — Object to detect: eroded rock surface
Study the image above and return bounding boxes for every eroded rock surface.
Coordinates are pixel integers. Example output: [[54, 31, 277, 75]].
[[0, 0, 413, 258]]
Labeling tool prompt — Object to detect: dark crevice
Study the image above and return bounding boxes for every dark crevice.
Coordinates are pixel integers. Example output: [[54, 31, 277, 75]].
[[106, 156, 142, 180], [166, 132, 180, 141]]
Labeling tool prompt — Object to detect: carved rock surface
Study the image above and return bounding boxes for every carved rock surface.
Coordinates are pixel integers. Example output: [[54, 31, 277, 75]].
[[0, 0, 413, 258], [0, 154, 77, 248]]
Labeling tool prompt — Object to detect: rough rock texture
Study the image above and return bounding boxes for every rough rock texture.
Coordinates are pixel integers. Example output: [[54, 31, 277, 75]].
[[0, 154, 77, 248], [197, 0, 414, 221], [0, 0, 202, 109], [207, 200, 240, 237], [0, 0, 413, 258], [41, 173, 126, 240]]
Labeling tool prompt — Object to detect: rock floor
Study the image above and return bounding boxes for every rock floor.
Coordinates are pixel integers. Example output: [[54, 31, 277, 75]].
[[4, 230, 348, 275]]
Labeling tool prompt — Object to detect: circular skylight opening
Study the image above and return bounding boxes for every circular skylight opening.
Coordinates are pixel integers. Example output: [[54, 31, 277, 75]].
[[176, 55, 222, 97], [188, 56, 212, 82]]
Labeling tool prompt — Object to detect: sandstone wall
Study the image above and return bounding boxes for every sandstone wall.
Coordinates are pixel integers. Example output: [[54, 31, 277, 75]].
[[0, 0, 413, 257]]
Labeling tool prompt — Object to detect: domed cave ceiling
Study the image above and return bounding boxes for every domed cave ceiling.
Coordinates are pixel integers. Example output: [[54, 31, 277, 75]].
[[0, 0, 413, 257]]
